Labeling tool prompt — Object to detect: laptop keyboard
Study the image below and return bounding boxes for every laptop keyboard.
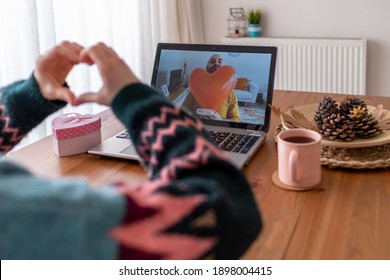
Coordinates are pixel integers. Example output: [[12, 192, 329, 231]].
[[116, 131, 131, 139], [117, 130, 260, 154], [208, 131, 260, 154]]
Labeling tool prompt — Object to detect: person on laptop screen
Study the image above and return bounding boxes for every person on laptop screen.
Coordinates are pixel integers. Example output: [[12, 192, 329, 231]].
[[0, 42, 261, 259], [182, 54, 241, 121]]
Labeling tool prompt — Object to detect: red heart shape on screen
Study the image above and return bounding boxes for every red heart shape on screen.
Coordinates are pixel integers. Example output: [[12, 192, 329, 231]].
[[189, 65, 236, 111]]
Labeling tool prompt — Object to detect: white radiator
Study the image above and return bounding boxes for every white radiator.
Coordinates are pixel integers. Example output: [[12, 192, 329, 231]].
[[221, 37, 367, 95]]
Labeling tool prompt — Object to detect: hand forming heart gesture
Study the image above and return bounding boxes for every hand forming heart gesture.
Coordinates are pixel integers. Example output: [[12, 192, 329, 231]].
[[33, 41, 140, 106]]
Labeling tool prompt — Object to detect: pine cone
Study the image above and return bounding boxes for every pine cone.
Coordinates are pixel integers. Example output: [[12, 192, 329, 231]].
[[349, 106, 382, 138], [339, 96, 367, 117], [314, 96, 339, 129], [320, 113, 356, 142]]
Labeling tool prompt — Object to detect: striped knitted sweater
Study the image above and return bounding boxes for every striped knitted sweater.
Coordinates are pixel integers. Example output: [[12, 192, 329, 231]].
[[0, 75, 262, 259]]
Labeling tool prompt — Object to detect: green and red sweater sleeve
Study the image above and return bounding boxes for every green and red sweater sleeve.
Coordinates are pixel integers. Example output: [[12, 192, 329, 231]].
[[109, 84, 262, 259], [0, 77, 262, 260], [0, 75, 66, 153]]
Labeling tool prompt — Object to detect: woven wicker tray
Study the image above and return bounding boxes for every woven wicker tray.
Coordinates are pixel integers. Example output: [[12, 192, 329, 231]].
[[274, 124, 390, 169]]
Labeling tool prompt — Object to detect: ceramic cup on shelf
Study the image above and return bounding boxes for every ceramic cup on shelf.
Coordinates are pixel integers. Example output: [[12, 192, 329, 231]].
[[272, 128, 322, 191]]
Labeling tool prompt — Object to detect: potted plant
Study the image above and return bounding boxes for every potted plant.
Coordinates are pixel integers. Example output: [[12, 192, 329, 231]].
[[247, 9, 262, 37]]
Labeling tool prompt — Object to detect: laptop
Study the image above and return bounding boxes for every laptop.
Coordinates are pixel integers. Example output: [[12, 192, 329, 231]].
[[88, 43, 277, 168]]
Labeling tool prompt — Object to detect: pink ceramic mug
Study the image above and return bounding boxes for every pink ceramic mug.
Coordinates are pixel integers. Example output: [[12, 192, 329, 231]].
[[277, 128, 322, 189]]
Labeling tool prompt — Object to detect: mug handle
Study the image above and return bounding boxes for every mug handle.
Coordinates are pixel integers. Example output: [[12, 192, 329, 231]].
[[289, 150, 299, 183]]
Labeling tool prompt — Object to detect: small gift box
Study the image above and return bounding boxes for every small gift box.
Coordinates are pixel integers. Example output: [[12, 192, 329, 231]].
[[52, 113, 101, 157]]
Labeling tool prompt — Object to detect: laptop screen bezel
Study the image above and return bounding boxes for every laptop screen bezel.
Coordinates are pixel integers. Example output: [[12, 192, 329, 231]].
[[150, 43, 277, 132]]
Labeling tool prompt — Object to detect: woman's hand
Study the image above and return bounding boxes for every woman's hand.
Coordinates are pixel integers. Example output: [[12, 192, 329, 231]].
[[76, 42, 139, 106], [34, 41, 83, 105]]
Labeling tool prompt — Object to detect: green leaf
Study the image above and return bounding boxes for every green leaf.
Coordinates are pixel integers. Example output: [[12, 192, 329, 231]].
[[248, 9, 262, 24]]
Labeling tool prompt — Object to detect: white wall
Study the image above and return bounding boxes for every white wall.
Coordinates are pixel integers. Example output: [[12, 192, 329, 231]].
[[201, 0, 390, 97]]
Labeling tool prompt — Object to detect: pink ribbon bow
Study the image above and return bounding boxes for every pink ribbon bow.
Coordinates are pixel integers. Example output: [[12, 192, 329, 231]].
[[61, 113, 93, 124]]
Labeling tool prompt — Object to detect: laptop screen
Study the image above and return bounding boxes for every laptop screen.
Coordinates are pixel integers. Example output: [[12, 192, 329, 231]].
[[151, 43, 277, 131]]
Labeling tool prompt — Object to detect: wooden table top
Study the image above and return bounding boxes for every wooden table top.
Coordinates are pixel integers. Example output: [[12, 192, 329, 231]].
[[7, 90, 390, 260]]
